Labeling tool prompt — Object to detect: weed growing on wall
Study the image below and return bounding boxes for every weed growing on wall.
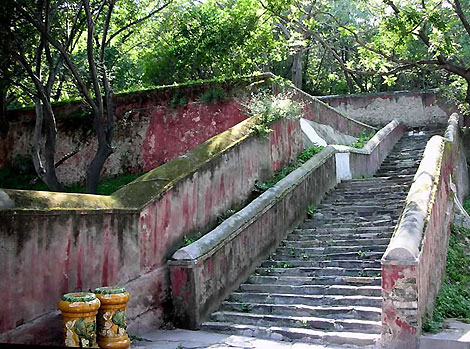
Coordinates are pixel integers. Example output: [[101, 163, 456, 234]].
[[199, 87, 227, 104], [422, 224, 470, 333], [246, 91, 303, 136], [253, 145, 324, 195], [351, 131, 375, 149], [169, 92, 188, 108]]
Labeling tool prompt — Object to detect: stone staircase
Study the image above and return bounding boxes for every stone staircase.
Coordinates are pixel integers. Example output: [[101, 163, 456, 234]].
[[201, 132, 434, 347]]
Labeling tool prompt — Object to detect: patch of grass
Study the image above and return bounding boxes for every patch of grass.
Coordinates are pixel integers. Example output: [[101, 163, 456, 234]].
[[253, 145, 324, 195], [0, 167, 144, 195], [351, 131, 375, 149], [169, 92, 188, 108], [422, 224, 470, 333]]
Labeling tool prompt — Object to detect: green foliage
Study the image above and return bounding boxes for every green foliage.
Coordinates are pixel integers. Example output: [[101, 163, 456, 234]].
[[142, 0, 287, 86], [217, 209, 236, 224], [253, 145, 324, 195], [169, 92, 188, 109], [351, 131, 375, 149], [247, 92, 303, 136], [199, 87, 227, 104], [307, 204, 316, 218], [0, 167, 144, 195], [182, 235, 196, 247], [422, 224, 470, 333], [464, 197, 470, 215]]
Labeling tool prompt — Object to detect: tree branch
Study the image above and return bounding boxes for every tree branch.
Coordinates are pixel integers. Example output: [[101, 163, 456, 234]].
[[105, 1, 171, 46], [452, 0, 470, 37]]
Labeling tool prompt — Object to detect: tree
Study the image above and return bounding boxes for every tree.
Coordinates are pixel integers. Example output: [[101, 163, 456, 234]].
[[141, 0, 288, 86], [262, 0, 470, 123], [2, 0, 170, 193]]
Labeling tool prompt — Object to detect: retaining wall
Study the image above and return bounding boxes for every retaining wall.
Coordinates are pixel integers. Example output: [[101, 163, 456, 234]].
[[319, 91, 455, 128], [381, 113, 469, 349], [0, 116, 302, 345], [169, 120, 405, 328], [1, 74, 372, 186], [0, 78, 267, 184]]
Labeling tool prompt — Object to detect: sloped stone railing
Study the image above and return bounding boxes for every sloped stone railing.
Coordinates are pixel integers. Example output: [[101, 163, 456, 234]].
[[381, 113, 469, 349], [169, 120, 404, 329]]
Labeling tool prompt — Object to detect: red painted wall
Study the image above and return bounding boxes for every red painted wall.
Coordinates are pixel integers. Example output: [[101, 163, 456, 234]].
[[1, 100, 247, 184]]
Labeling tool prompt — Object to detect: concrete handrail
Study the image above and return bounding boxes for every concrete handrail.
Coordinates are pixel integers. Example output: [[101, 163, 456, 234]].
[[380, 112, 467, 349], [382, 113, 461, 262], [382, 136, 444, 262], [171, 120, 400, 263], [283, 83, 377, 134], [171, 146, 337, 263]]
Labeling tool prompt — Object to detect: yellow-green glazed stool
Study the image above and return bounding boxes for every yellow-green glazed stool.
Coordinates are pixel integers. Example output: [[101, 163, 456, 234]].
[[58, 292, 100, 347], [94, 286, 131, 349]]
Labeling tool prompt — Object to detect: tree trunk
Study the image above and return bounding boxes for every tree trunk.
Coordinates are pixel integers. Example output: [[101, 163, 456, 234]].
[[85, 141, 112, 193], [43, 108, 63, 191], [292, 50, 303, 89], [465, 79, 470, 127], [31, 99, 63, 191]]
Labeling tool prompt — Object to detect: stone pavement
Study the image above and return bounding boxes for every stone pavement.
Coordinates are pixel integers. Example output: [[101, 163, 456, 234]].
[[131, 329, 374, 349]]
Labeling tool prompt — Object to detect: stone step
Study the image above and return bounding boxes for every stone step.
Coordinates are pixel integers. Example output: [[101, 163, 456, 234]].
[[247, 275, 381, 286], [209, 312, 382, 334], [255, 266, 381, 277], [218, 303, 382, 321], [267, 250, 385, 262], [322, 195, 407, 204], [299, 219, 397, 229], [293, 225, 395, 233], [200, 322, 380, 346], [203, 132, 437, 345], [283, 237, 391, 248], [260, 259, 382, 269], [228, 292, 382, 307], [318, 201, 405, 209], [312, 209, 402, 220], [238, 284, 381, 297], [272, 244, 387, 257]]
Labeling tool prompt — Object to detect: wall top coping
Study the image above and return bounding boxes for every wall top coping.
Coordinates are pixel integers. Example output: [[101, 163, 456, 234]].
[[170, 119, 401, 265], [317, 89, 439, 101], [382, 113, 462, 264]]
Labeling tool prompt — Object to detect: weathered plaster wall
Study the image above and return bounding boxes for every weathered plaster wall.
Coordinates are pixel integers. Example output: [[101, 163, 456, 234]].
[[2, 99, 247, 184], [0, 116, 302, 345], [381, 113, 468, 349], [319, 91, 455, 128], [285, 85, 376, 137], [168, 120, 404, 329]]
